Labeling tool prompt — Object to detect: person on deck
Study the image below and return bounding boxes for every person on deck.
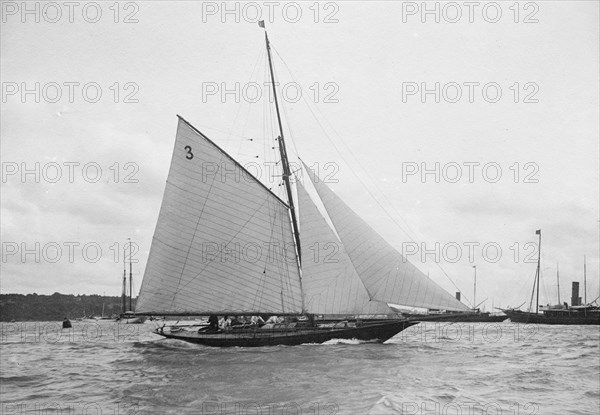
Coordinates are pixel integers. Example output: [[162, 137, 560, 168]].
[[250, 315, 265, 326], [265, 316, 284, 324], [208, 314, 219, 331], [219, 316, 232, 329]]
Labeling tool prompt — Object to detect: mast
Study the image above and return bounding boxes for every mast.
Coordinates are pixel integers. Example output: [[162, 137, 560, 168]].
[[262, 25, 302, 265], [472, 265, 477, 310], [122, 246, 127, 314], [556, 263, 561, 305], [535, 229, 541, 314], [128, 238, 133, 312], [584, 255, 587, 304]]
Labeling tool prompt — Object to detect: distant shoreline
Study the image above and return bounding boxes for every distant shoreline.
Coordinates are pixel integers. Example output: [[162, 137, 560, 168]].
[[0, 293, 137, 322]]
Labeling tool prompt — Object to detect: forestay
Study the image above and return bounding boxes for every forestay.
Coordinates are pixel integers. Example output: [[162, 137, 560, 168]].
[[303, 162, 469, 312], [297, 181, 394, 315], [136, 117, 303, 315]]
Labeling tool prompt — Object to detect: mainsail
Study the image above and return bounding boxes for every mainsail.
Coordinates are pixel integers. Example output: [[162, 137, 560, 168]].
[[136, 117, 303, 315], [303, 162, 468, 312], [297, 181, 393, 315]]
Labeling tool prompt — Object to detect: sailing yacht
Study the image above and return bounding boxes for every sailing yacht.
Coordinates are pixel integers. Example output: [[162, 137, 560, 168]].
[[135, 24, 468, 346], [403, 267, 507, 322]]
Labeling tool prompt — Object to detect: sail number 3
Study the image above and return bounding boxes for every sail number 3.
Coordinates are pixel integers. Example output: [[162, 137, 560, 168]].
[[184, 146, 194, 160]]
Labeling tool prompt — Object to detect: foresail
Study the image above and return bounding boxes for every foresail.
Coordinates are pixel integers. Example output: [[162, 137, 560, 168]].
[[297, 181, 394, 315], [136, 117, 303, 315], [303, 162, 468, 312]]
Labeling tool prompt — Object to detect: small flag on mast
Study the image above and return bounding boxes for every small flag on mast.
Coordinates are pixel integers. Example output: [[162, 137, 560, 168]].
[[258, 20, 265, 28], [535, 229, 541, 235]]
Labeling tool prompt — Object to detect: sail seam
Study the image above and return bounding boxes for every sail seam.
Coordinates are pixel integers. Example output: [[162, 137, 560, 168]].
[[168, 156, 219, 310]]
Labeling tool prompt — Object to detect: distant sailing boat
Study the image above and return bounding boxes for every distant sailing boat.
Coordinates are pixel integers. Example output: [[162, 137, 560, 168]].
[[94, 292, 114, 320], [118, 239, 146, 324], [403, 266, 507, 323], [502, 230, 599, 325], [135, 23, 467, 347]]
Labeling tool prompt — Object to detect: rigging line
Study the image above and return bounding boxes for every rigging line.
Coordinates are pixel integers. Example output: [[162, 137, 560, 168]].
[[528, 270, 536, 312], [275, 207, 290, 303], [237, 48, 266, 159], [272, 46, 418, 244], [498, 267, 534, 307], [233, 44, 265, 157], [251, 270, 268, 311], [253, 195, 286, 310], [226, 87, 245, 153], [272, 47, 469, 306], [541, 268, 549, 304], [270, 48, 301, 160], [175, 194, 275, 292], [272, 46, 427, 252], [193, 126, 259, 141], [250, 201, 279, 313], [229, 152, 262, 159], [266, 172, 295, 309], [283, 203, 300, 311], [250, 141, 281, 313], [251, 248, 269, 311], [278, 207, 297, 312]]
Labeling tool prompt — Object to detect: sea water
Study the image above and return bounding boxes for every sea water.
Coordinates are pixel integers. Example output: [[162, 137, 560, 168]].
[[1, 320, 598, 414]]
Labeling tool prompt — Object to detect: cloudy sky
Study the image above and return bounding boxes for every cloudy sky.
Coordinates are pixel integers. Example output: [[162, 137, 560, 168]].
[[1, 1, 598, 311]]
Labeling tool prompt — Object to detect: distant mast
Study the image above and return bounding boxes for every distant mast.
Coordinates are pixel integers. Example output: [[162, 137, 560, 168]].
[[122, 245, 127, 314], [556, 263, 560, 305], [128, 238, 133, 312], [535, 229, 541, 314], [472, 265, 477, 310], [261, 21, 302, 265], [584, 255, 587, 304]]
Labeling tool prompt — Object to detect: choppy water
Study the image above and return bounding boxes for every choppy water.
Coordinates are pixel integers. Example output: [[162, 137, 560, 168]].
[[1, 320, 598, 414]]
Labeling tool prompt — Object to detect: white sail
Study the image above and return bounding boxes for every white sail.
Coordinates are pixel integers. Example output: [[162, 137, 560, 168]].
[[303, 162, 468, 312], [297, 181, 394, 315], [136, 117, 303, 315]]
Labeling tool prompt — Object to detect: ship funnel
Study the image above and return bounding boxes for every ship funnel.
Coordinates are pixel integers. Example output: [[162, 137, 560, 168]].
[[571, 282, 580, 306], [455, 292, 461, 302]]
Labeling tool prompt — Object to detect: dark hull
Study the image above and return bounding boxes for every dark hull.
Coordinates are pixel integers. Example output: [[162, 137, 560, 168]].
[[155, 320, 417, 347], [406, 313, 507, 323], [504, 310, 600, 325]]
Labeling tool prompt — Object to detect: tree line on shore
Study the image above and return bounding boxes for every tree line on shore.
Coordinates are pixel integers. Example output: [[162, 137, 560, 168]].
[[0, 293, 137, 321]]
